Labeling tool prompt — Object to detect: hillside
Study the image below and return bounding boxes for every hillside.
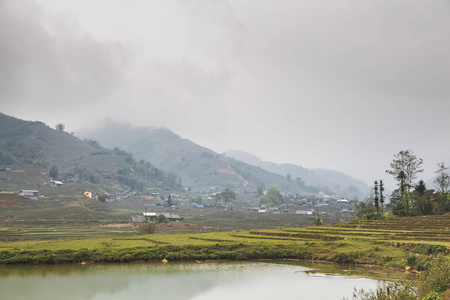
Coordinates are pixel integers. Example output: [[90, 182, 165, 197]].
[[79, 122, 314, 196], [79, 122, 367, 200], [225, 150, 370, 198], [0, 113, 181, 195]]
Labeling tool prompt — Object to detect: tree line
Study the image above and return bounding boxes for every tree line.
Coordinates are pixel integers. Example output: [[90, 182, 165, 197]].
[[357, 150, 450, 219]]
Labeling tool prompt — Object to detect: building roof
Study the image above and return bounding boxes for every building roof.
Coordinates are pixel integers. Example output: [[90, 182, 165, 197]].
[[143, 212, 157, 217]]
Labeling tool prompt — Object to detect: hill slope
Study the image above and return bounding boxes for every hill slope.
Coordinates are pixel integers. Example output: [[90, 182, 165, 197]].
[[226, 149, 370, 197], [0, 113, 181, 195], [80, 122, 367, 199], [80, 122, 310, 194]]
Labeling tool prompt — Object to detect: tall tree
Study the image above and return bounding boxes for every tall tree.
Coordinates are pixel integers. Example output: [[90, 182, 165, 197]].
[[220, 188, 236, 207], [386, 150, 423, 216], [434, 162, 450, 213], [49, 166, 58, 179], [374, 180, 379, 215], [379, 180, 385, 217], [413, 180, 433, 216], [260, 187, 283, 206], [167, 194, 173, 207]]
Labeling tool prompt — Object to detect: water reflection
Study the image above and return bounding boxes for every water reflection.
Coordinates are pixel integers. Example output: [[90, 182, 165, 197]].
[[0, 261, 386, 300]]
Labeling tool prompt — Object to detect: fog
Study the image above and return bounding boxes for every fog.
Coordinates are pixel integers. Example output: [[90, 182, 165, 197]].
[[1, 0, 450, 189]]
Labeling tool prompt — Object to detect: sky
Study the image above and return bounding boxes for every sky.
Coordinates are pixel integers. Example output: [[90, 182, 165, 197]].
[[1, 0, 450, 190]]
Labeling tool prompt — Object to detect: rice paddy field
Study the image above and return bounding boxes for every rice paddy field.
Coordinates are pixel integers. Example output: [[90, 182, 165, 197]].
[[0, 213, 449, 270]]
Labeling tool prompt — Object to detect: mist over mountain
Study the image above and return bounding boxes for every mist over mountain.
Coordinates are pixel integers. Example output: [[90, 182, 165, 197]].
[[225, 150, 370, 196], [80, 121, 367, 199]]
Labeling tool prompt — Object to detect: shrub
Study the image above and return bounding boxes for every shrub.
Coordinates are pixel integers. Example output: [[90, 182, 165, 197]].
[[422, 291, 442, 300], [246, 250, 262, 259], [214, 251, 237, 260], [138, 222, 157, 234], [333, 252, 360, 264], [406, 255, 417, 266], [418, 257, 450, 297], [71, 251, 90, 263]]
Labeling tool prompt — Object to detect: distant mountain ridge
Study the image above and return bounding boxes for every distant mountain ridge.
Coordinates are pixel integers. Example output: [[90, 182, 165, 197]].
[[81, 121, 368, 199], [80, 122, 302, 194], [225, 150, 370, 196]]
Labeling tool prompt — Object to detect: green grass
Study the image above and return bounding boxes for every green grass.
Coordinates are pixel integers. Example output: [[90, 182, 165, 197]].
[[0, 215, 448, 268]]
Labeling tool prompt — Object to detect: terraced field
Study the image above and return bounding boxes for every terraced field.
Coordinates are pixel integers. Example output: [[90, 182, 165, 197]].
[[249, 214, 450, 245], [0, 214, 448, 268]]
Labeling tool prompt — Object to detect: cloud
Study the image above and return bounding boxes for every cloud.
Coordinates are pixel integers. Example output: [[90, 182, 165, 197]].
[[0, 0, 129, 118], [1, 0, 450, 189]]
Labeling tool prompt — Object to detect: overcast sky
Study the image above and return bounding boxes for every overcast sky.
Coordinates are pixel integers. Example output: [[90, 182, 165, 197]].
[[1, 0, 450, 190]]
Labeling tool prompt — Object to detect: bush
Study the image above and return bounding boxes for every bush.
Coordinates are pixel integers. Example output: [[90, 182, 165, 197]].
[[71, 251, 90, 263], [418, 257, 450, 297], [138, 222, 157, 234], [347, 257, 450, 300], [422, 291, 442, 300], [246, 250, 262, 259], [333, 252, 360, 264], [214, 251, 237, 260]]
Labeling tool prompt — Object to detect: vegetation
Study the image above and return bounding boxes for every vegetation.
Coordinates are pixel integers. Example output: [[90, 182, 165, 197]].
[[386, 150, 424, 216], [260, 187, 282, 206], [219, 188, 236, 206], [0, 213, 448, 270], [347, 257, 450, 300], [0, 113, 182, 193]]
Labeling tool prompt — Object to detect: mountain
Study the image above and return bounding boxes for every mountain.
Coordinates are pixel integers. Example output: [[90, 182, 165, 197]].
[[0, 113, 181, 195], [80, 121, 367, 199], [225, 150, 370, 198], [80, 122, 314, 195]]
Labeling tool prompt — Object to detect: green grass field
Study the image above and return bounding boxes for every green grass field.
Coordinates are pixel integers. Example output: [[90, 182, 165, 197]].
[[0, 213, 448, 270]]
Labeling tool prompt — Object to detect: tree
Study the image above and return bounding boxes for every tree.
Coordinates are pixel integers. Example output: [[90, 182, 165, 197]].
[[379, 180, 385, 217], [413, 180, 433, 216], [355, 196, 377, 220], [260, 187, 283, 206], [434, 162, 450, 213], [373, 180, 379, 215], [295, 177, 305, 187], [220, 188, 236, 207], [49, 166, 58, 179], [138, 222, 157, 234], [313, 212, 323, 226], [157, 214, 169, 223], [386, 150, 423, 216], [55, 123, 65, 131], [167, 194, 173, 207], [256, 186, 264, 197]]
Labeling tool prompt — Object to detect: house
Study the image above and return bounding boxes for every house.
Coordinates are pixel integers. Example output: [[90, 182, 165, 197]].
[[19, 190, 39, 200], [51, 181, 64, 186], [168, 214, 183, 222], [143, 212, 157, 222], [295, 210, 314, 215], [132, 215, 146, 222], [337, 199, 350, 204]]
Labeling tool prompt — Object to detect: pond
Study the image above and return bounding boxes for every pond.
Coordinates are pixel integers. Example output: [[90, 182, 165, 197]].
[[0, 261, 389, 300]]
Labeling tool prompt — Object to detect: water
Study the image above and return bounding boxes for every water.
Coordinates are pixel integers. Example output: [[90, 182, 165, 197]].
[[0, 261, 386, 300]]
